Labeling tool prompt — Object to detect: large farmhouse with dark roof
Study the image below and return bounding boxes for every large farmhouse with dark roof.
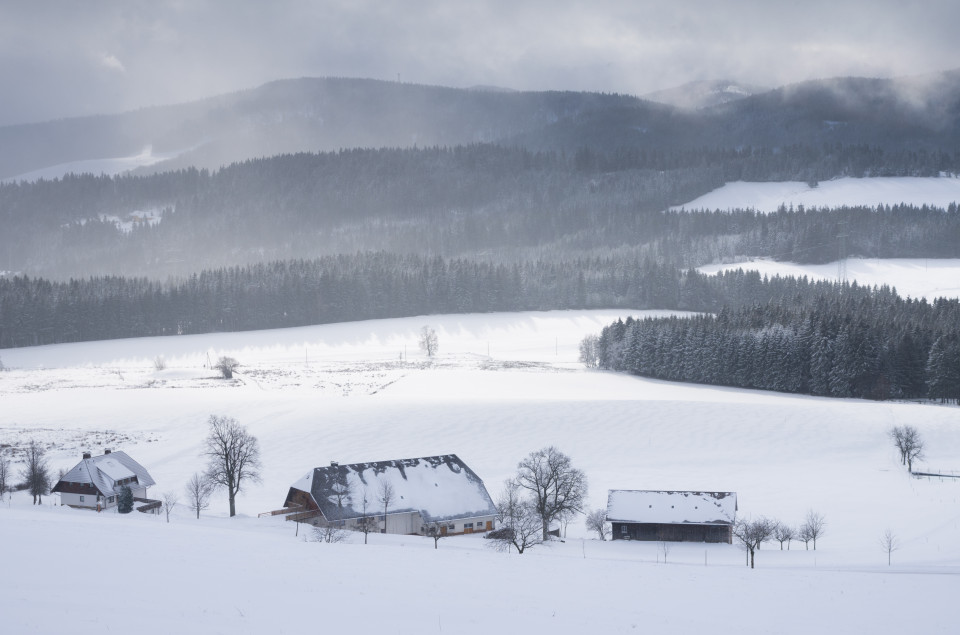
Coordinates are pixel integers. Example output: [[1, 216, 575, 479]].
[[607, 490, 737, 543], [51, 449, 157, 512], [282, 454, 498, 536]]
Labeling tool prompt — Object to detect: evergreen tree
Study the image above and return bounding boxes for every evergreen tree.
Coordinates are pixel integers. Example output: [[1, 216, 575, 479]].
[[117, 485, 134, 514]]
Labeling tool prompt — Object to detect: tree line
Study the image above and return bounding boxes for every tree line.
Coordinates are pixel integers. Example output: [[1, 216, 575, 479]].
[[590, 278, 960, 402]]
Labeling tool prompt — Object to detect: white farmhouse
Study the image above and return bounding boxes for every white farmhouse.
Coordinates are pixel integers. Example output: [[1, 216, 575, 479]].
[[51, 449, 157, 512]]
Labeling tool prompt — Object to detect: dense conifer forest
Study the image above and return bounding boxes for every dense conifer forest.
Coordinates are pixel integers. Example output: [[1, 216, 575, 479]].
[[593, 283, 960, 403], [3, 144, 960, 279]]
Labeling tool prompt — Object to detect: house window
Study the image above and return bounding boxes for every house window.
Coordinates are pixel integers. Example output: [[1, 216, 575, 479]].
[[107, 496, 114, 503], [79, 496, 85, 502], [464, 522, 473, 529], [621, 525, 628, 534]]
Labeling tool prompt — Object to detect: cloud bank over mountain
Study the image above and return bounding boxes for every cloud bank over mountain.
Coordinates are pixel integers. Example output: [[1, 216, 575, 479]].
[[3, 0, 959, 126]]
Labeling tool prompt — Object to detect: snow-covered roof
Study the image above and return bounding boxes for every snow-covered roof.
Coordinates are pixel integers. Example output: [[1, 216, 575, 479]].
[[606, 490, 736, 526], [54, 451, 156, 497], [290, 455, 497, 524]]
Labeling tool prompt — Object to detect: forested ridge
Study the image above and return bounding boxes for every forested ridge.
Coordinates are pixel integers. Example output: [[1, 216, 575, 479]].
[[3, 143, 960, 279]]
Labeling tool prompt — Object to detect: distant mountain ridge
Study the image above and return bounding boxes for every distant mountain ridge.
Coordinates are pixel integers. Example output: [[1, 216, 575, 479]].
[[2, 71, 960, 181], [643, 80, 769, 109]]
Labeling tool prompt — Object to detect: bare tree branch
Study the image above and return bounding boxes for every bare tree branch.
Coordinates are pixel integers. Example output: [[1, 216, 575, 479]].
[[202, 415, 262, 517], [185, 472, 214, 519], [515, 446, 587, 541], [162, 491, 179, 523]]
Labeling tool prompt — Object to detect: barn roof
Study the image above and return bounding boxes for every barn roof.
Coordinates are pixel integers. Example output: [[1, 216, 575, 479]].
[[289, 454, 497, 524], [606, 490, 737, 526], [52, 450, 156, 498]]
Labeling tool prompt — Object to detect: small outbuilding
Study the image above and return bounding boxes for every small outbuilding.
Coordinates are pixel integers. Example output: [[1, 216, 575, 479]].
[[51, 449, 158, 513], [607, 490, 737, 543], [282, 454, 497, 536]]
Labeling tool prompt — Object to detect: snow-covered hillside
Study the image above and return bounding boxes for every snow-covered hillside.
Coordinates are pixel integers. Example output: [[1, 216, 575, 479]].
[[4, 145, 181, 183], [699, 258, 960, 301], [674, 176, 960, 212], [2, 310, 958, 633]]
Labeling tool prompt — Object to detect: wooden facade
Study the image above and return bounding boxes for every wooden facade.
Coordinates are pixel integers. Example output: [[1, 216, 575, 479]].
[[612, 522, 732, 543]]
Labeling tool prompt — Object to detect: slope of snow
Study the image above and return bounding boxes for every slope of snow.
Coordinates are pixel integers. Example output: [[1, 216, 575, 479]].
[[2, 310, 958, 633], [4, 145, 180, 183], [699, 258, 960, 301], [673, 176, 960, 212]]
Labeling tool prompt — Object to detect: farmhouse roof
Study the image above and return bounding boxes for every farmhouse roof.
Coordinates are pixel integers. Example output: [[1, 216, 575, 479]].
[[289, 454, 497, 524], [52, 450, 156, 498], [606, 490, 737, 526]]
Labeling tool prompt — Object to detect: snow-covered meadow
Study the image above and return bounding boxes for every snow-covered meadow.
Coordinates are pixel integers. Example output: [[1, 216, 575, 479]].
[[673, 176, 960, 213], [2, 309, 959, 634], [699, 257, 960, 302]]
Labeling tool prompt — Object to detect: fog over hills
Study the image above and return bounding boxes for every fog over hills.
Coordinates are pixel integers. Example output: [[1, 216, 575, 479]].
[[4, 70, 960, 182]]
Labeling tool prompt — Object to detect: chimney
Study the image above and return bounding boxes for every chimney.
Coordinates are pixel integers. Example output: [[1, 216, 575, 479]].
[[330, 461, 339, 467], [82, 451, 91, 460], [104, 449, 112, 455]]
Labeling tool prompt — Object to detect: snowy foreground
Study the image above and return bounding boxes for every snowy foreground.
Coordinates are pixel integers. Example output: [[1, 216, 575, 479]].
[[2, 310, 959, 634]]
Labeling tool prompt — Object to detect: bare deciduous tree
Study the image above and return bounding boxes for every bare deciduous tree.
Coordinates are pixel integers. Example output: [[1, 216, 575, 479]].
[[357, 489, 378, 544], [377, 479, 395, 534], [889, 425, 925, 472], [184, 472, 214, 519], [880, 529, 899, 566], [515, 446, 587, 541], [773, 521, 795, 550], [578, 334, 599, 368], [489, 479, 544, 554], [214, 356, 240, 379], [202, 415, 262, 517], [21, 439, 51, 505], [585, 508, 609, 540], [733, 517, 776, 568], [799, 510, 826, 550], [424, 520, 447, 549], [0, 449, 10, 501], [419, 326, 438, 358], [162, 491, 178, 523], [329, 468, 351, 528], [312, 524, 349, 543]]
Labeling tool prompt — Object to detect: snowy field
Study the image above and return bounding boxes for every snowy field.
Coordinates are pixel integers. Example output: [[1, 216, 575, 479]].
[[3, 145, 182, 183], [699, 257, 960, 301], [674, 176, 960, 212], [2, 309, 959, 634]]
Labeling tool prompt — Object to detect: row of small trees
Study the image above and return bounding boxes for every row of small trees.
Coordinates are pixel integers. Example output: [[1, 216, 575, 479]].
[[734, 511, 827, 569]]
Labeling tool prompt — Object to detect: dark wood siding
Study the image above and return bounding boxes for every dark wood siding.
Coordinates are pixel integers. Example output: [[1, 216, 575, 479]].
[[612, 522, 732, 543]]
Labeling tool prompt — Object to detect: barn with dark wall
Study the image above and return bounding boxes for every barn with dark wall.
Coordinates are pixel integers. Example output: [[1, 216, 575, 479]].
[[606, 490, 737, 543]]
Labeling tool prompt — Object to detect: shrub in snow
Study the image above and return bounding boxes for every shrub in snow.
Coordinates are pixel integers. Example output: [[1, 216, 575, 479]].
[[117, 485, 133, 514]]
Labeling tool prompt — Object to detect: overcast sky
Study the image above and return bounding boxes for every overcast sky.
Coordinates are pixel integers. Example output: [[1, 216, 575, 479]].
[[2, 0, 958, 127]]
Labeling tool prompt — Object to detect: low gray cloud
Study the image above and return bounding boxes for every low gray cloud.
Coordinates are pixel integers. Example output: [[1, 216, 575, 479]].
[[2, 0, 959, 126]]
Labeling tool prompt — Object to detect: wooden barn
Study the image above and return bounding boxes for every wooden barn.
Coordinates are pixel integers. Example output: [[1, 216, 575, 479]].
[[281, 454, 497, 536], [606, 490, 737, 543]]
